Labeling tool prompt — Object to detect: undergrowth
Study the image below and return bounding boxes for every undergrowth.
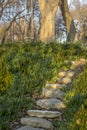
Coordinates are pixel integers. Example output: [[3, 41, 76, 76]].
[[0, 41, 87, 130], [54, 63, 87, 130]]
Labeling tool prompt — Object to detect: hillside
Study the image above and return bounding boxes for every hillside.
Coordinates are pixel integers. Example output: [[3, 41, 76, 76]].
[[0, 42, 87, 130]]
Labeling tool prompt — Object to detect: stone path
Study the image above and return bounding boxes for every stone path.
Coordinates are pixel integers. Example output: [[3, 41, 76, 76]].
[[16, 59, 86, 130]]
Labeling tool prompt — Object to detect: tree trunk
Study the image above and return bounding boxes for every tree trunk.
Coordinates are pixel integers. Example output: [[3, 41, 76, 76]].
[[38, 0, 59, 42], [40, 13, 55, 42], [24, 0, 28, 41], [60, 0, 77, 42], [29, 0, 35, 41]]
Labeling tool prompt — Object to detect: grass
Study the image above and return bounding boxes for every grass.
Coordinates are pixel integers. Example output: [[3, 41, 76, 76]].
[[0, 41, 87, 130], [54, 64, 87, 130]]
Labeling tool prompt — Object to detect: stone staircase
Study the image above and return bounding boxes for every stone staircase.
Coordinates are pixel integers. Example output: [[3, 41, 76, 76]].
[[16, 59, 86, 130]]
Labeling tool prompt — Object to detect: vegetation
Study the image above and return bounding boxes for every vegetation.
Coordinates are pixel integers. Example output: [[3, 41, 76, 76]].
[[1, 0, 87, 44], [54, 64, 87, 130], [0, 42, 87, 130]]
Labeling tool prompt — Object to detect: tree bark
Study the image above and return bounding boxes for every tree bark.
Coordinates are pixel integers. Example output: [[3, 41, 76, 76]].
[[60, 0, 77, 42], [38, 0, 59, 42]]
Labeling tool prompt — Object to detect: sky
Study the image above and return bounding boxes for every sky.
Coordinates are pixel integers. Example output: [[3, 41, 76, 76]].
[[68, 0, 87, 5]]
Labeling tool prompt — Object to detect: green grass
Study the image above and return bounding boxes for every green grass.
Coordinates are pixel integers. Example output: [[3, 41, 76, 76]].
[[0, 41, 87, 130], [54, 64, 87, 130]]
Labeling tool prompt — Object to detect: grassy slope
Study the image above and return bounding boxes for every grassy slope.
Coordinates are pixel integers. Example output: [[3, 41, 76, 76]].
[[54, 64, 87, 130], [0, 42, 87, 130]]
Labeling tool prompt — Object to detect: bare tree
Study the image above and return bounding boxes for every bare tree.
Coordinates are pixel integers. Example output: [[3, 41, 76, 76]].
[[59, 0, 76, 42], [71, 0, 87, 43], [1, 0, 86, 43], [1, 9, 25, 43], [0, 0, 27, 43]]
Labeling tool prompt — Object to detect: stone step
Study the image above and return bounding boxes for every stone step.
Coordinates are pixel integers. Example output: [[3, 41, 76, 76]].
[[27, 110, 61, 119], [66, 71, 75, 77], [58, 70, 75, 78], [42, 88, 64, 99], [36, 98, 65, 110], [58, 71, 67, 77], [46, 83, 65, 89], [16, 126, 45, 130], [21, 117, 53, 130], [60, 77, 72, 84], [70, 58, 86, 69]]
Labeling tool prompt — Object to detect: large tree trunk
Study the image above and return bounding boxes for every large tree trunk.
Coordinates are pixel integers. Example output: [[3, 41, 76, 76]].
[[38, 0, 59, 42], [60, 0, 77, 42]]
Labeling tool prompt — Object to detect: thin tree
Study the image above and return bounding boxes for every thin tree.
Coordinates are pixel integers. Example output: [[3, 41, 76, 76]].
[[60, 0, 76, 42]]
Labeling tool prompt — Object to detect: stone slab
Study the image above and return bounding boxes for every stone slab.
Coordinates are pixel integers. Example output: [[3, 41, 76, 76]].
[[58, 71, 75, 78], [46, 83, 65, 89], [66, 71, 75, 77], [42, 88, 64, 99], [61, 77, 72, 84], [16, 126, 45, 130], [27, 110, 61, 118], [36, 98, 65, 110], [58, 71, 67, 77], [21, 117, 53, 130]]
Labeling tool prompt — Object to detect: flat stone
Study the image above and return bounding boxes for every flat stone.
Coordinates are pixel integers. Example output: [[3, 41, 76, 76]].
[[58, 71, 67, 77], [61, 77, 72, 84], [66, 71, 75, 77], [46, 83, 65, 89], [16, 126, 45, 130], [27, 110, 61, 119], [21, 117, 53, 130], [42, 88, 64, 99], [36, 98, 65, 110], [71, 59, 86, 69]]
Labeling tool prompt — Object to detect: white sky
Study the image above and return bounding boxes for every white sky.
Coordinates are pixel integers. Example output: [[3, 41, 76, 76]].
[[68, 0, 87, 5]]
